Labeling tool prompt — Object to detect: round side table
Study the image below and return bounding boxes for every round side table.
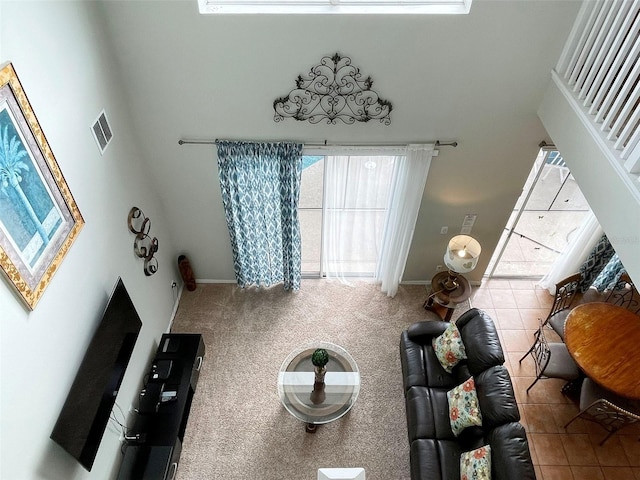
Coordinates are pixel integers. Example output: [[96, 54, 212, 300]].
[[423, 271, 472, 321]]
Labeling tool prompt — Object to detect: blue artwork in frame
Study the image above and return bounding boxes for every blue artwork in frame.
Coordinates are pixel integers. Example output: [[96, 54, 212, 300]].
[[0, 62, 84, 309]]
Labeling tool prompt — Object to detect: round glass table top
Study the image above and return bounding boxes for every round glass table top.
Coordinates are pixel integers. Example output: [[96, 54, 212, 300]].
[[277, 342, 360, 425]]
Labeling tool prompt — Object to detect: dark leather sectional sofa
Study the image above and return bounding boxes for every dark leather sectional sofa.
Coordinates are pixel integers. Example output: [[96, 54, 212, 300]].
[[399, 308, 536, 480]]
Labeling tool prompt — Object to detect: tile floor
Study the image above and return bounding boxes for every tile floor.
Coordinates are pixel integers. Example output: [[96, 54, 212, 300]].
[[471, 278, 640, 480]]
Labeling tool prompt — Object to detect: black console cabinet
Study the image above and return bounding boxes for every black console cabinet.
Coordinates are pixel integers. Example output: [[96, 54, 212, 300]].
[[117, 334, 204, 480]]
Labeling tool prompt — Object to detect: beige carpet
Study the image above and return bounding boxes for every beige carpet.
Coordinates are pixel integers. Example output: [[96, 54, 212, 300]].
[[171, 279, 465, 480]]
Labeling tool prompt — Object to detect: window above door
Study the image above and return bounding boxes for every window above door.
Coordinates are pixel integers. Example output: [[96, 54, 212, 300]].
[[198, 0, 472, 15]]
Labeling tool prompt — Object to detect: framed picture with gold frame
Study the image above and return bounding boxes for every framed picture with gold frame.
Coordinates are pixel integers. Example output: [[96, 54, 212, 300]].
[[0, 62, 84, 309]]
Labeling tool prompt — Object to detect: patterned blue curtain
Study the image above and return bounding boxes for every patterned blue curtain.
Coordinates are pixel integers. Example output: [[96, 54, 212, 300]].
[[216, 141, 303, 290], [578, 234, 615, 292], [591, 254, 626, 292]]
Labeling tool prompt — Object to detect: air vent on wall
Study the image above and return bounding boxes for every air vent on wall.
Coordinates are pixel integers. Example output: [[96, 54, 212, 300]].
[[91, 110, 113, 154]]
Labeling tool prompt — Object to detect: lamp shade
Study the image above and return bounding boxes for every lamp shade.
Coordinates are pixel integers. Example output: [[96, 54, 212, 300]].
[[444, 235, 481, 274]]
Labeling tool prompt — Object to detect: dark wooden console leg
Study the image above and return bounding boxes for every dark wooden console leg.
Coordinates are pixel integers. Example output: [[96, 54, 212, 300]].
[[443, 307, 454, 322], [424, 299, 450, 321], [306, 423, 318, 433]]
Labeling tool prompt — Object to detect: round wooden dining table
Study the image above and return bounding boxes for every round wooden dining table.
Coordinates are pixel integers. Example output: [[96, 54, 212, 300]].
[[564, 302, 640, 400]]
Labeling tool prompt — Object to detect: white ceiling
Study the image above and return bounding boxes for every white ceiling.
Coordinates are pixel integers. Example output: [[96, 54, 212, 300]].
[[96, 0, 582, 281]]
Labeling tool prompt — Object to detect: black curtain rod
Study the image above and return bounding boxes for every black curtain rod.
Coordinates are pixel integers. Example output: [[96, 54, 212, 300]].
[[177, 139, 458, 148], [538, 140, 557, 150]]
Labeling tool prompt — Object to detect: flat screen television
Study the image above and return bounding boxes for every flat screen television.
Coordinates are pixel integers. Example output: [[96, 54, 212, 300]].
[[51, 277, 142, 471]]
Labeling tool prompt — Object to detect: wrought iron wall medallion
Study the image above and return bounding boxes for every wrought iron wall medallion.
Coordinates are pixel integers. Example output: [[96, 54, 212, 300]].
[[273, 53, 392, 125], [128, 207, 159, 276]]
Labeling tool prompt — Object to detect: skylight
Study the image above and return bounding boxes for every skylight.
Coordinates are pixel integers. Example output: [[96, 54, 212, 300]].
[[198, 0, 472, 15]]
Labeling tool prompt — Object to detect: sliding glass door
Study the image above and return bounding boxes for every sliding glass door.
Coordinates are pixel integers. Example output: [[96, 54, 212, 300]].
[[299, 154, 396, 278], [486, 148, 591, 278], [299, 156, 324, 274]]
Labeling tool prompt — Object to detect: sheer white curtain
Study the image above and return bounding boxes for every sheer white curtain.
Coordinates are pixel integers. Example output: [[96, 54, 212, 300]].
[[538, 210, 602, 294], [322, 154, 396, 283], [376, 144, 435, 297], [313, 144, 434, 294]]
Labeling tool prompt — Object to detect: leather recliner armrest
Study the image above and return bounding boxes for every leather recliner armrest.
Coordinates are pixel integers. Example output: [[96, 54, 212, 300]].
[[485, 423, 536, 480], [457, 309, 505, 375], [407, 320, 449, 342], [475, 365, 520, 428]]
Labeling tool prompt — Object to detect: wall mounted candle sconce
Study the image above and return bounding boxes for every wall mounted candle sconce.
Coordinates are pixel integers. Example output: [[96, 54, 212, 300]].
[[128, 207, 158, 276]]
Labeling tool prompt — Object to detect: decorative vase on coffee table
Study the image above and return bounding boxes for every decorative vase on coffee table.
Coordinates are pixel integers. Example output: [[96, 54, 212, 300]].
[[314, 365, 326, 383], [310, 366, 327, 405], [310, 349, 329, 406]]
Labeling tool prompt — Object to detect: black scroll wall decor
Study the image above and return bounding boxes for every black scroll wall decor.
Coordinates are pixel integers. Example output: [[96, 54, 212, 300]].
[[273, 53, 393, 125], [128, 207, 159, 276]]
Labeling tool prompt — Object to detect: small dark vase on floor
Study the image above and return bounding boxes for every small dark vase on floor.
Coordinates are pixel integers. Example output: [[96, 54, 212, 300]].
[[178, 254, 196, 291]]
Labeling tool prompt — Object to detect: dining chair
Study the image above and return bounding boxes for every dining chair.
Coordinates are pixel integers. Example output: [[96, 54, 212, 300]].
[[542, 272, 582, 341], [519, 320, 581, 394], [605, 273, 640, 314], [564, 378, 640, 445]]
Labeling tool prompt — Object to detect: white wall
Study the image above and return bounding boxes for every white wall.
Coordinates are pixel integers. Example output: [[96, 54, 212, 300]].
[[98, 0, 582, 285], [0, 1, 585, 476], [1, 2, 181, 479]]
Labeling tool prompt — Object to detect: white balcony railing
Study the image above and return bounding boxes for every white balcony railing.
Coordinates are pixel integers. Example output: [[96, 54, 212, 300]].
[[555, 0, 640, 185]]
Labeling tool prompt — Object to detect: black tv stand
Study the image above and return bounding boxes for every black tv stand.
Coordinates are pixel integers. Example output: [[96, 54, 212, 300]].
[[117, 333, 204, 480]]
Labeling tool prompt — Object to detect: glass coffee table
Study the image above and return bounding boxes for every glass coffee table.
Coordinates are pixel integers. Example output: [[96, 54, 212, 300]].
[[277, 342, 360, 433]]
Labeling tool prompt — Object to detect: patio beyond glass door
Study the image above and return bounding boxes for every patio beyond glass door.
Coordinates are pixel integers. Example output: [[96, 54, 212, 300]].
[[486, 149, 591, 278], [298, 154, 396, 278], [299, 156, 324, 274]]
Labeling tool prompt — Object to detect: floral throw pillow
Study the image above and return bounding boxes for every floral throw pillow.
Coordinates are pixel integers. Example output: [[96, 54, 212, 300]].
[[432, 322, 467, 373], [447, 377, 483, 436], [460, 445, 491, 480]]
